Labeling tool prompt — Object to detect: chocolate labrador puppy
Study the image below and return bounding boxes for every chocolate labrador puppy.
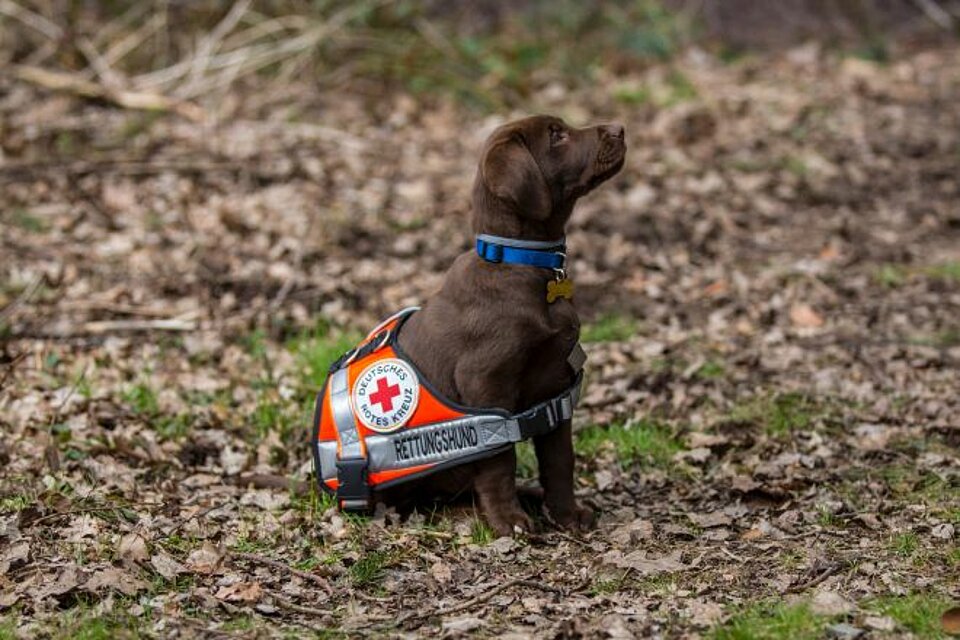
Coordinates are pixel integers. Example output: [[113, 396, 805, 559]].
[[393, 115, 626, 535]]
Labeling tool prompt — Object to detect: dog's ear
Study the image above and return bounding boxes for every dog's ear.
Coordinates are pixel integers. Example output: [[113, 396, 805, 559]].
[[480, 135, 551, 219]]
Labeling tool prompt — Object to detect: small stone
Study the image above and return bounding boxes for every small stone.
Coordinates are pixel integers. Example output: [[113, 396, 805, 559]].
[[811, 590, 854, 616], [863, 615, 895, 631], [826, 623, 864, 639], [931, 523, 954, 539]]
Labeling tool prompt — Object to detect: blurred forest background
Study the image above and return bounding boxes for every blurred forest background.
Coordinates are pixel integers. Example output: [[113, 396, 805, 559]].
[[1, 1, 959, 638]]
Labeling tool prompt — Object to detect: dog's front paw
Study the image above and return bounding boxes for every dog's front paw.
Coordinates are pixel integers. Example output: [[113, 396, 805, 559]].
[[486, 505, 534, 537], [549, 501, 596, 533]]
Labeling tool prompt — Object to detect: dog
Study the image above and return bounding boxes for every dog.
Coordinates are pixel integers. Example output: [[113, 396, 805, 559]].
[[313, 115, 625, 536]]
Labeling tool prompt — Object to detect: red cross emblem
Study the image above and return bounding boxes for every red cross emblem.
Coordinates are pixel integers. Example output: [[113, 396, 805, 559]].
[[369, 377, 401, 412]]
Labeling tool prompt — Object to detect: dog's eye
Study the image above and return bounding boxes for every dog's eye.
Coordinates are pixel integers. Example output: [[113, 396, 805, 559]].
[[549, 126, 568, 146]]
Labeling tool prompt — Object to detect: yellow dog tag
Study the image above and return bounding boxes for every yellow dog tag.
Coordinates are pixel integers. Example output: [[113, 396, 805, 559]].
[[546, 278, 574, 303]]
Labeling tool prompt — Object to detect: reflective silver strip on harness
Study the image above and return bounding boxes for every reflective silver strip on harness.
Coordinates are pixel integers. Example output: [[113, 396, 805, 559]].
[[329, 368, 362, 458], [329, 367, 371, 509], [366, 414, 520, 470]]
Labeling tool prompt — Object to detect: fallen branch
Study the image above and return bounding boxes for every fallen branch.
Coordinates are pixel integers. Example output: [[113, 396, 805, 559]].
[[911, 0, 955, 30], [80, 318, 198, 334], [0, 0, 62, 40], [11, 65, 204, 121]]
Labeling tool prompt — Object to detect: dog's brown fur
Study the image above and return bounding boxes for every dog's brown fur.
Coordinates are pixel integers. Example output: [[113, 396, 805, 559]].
[[392, 115, 626, 535]]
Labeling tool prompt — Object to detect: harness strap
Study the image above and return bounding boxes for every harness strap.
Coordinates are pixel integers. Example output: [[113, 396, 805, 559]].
[[328, 367, 370, 510], [515, 370, 582, 439]]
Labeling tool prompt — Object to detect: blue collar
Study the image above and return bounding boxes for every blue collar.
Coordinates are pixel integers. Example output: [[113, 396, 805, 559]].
[[475, 233, 566, 271]]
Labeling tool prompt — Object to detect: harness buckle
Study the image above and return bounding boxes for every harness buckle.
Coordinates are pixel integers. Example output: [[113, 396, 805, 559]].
[[484, 242, 504, 263], [336, 457, 371, 512], [553, 252, 567, 281], [517, 400, 560, 438]]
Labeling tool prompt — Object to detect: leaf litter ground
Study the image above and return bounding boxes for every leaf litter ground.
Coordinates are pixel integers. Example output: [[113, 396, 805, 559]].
[[1, 46, 959, 638]]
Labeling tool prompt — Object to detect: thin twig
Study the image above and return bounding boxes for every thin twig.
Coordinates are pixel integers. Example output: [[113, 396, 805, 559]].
[[784, 560, 849, 594], [270, 594, 331, 617], [29, 503, 152, 527], [101, 12, 166, 69], [0, 351, 27, 391], [230, 551, 336, 586], [0, 274, 45, 323], [427, 572, 556, 619]]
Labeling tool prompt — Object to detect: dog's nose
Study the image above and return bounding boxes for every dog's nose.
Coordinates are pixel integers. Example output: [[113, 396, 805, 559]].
[[600, 124, 625, 140]]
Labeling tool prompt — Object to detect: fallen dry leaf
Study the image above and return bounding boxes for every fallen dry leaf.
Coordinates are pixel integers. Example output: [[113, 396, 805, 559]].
[[603, 549, 687, 575], [0, 541, 29, 576], [430, 559, 452, 585], [186, 542, 223, 575], [84, 566, 148, 596], [215, 581, 263, 604], [789, 303, 824, 328], [118, 533, 149, 565], [150, 552, 186, 579], [688, 511, 733, 529]]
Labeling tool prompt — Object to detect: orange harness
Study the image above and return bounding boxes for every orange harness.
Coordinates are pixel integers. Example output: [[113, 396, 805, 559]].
[[311, 308, 583, 511]]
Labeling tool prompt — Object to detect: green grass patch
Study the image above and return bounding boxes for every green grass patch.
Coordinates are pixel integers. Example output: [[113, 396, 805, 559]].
[[515, 441, 538, 480], [864, 593, 953, 639], [576, 420, 684, 469], [873, 465, 957, 508], [0, 494, 32, 513], [815, 504, 839, 528], [925, 261, 960, 282], [889, 531, 920, 557], [726, 392, 822, 437], [470, 518, 496, 545], [711, 601, 832, 640], [350, 549, 390, 587], [581, 314, 639, 343], [875, 261, 960, 288], [590, 570, 631, 595], [0, 617, 14, 640], [287, 320, 362, 391], [29, 597, 150, 639], [947, 546, 960, 567], [220, 615, 255, 632], [876, 264, 907, 288], [7, 208, 49, 233], [613, 83, 652, 105], [695, 359, 726, 380], [291, 486, 335, 522], [664, 69, 698, 104], [783, 155, 808, 178], [122, 382, 159, 416]]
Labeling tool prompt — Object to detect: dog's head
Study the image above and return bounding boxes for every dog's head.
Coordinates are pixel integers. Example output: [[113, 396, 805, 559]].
[[473, 115, 626, 238]]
